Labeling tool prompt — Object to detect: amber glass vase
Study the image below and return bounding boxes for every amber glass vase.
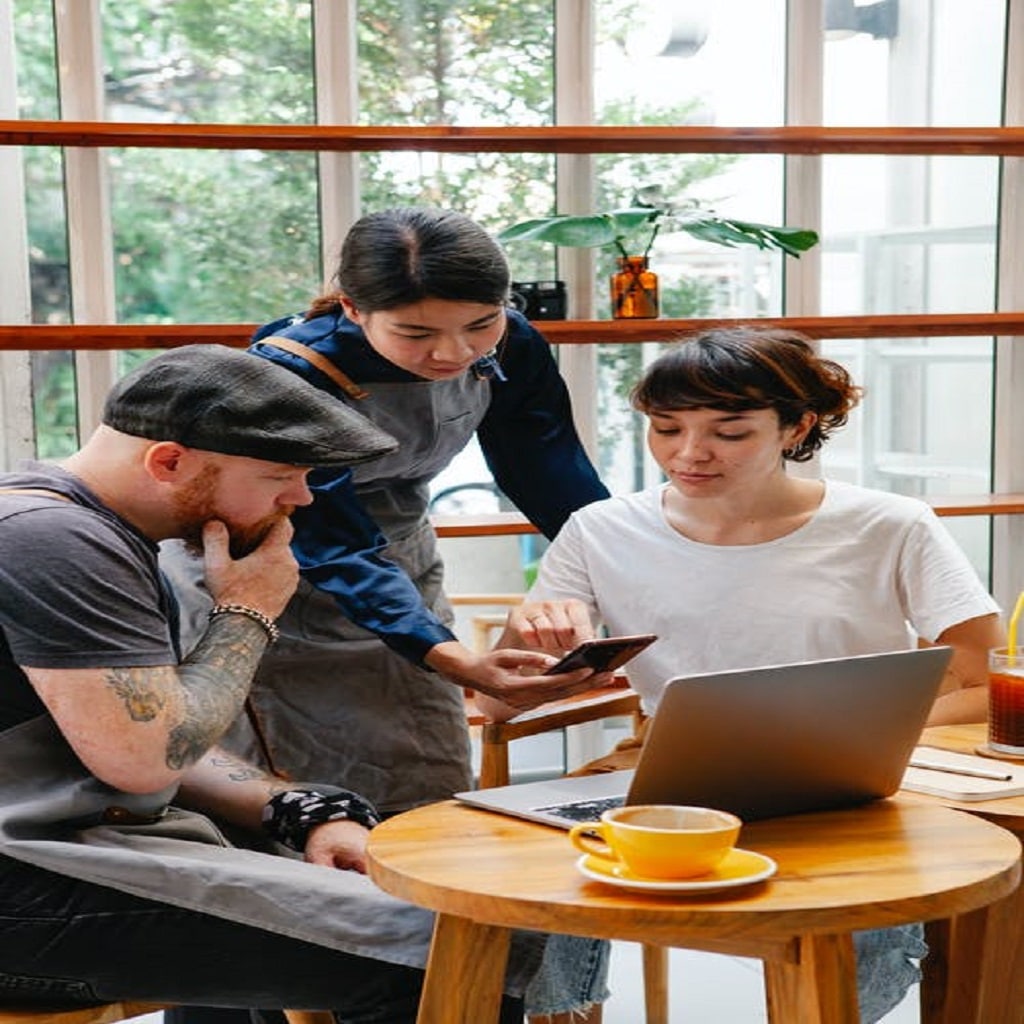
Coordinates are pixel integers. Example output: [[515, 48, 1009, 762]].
[[610, 256, 659, 319]]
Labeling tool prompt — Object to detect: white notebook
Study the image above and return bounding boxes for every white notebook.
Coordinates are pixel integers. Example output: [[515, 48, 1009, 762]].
[[901, 745, 1024, 801]]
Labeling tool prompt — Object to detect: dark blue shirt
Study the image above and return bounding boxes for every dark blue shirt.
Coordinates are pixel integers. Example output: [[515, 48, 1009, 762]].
[[249, 308, 609, 665]]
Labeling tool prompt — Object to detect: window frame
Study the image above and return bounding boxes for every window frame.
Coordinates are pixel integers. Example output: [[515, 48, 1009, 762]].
[[2, 0, 1023, 613]]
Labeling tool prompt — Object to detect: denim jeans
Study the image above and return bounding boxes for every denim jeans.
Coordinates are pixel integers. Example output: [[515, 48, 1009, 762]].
[[855, 924, 928, 1024], [0, 855, 524, 1024], [163, 933, 605, 1024], [516, 923, 923, 1022], [523, 933, 610, 1016]]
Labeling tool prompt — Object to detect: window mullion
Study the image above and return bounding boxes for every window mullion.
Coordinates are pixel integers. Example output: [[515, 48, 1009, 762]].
[[554, 0, 598, 464], [53, 0, 118, 441], [313, 0, 360, 283], [992, 0, 1024, 610], [0, 0, 35, 470], [784, 0, 823, 318]]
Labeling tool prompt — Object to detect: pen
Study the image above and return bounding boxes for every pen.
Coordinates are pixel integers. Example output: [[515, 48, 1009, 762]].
[[909, 758, 1013, 782]]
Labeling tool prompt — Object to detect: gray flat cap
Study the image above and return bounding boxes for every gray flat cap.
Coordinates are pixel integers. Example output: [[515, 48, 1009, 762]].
[[102, 344, 398, 467]]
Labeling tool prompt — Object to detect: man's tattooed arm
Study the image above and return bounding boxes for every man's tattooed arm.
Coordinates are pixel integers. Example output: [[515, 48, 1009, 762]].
[[175, 745, 296, 833], [101, 612, 269, 774], [167, 613, 270, 770]]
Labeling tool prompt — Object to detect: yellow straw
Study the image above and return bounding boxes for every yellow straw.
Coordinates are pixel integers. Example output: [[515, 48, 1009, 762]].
[[1008, 590, 1024, 660]]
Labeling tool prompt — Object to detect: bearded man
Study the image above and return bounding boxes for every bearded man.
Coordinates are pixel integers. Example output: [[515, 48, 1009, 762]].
[[0, 344, 538, 1023]]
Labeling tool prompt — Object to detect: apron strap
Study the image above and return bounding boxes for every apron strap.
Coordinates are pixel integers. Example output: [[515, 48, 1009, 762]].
[[0, 488, 73, 501], [244, 699, 292, 781], [259, 336, 370, 401]]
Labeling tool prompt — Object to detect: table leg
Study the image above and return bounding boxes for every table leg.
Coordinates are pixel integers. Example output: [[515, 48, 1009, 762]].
[[961, 813, 1024, 1022], [763, 933, 858, 1024], [921, 918, 950, 1024], [925, 899, 1011, 1024], [641, 943, 669, 1024], [975, 882, 1024, 1024], [416, 913, 511, 1024]]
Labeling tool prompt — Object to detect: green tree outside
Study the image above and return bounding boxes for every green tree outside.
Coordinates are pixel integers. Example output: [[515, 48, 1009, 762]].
[[14, 0, 756, 477]]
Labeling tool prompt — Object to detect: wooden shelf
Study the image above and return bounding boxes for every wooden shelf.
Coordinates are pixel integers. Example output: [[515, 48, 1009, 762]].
[[2, 312, 1024, 353], [434, 496, 1024, 539], [6, 120, 1024, 156], [431, 512, 539, 537], [924, 493, 1024, 517]]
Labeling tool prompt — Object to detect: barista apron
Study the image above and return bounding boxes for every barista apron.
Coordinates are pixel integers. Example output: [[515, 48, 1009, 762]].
[[219, 373, 490, 814], [0, 715, 439, 968]]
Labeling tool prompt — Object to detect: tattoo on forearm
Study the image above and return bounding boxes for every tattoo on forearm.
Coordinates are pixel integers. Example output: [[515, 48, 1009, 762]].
[[204, 752, 292, 798], [165, 614, 268, 771], [208, 752, 267, 783], [106, 669, 167, 720]]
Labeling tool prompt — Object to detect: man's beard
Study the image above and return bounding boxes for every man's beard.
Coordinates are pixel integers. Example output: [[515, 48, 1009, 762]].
[[174, 463, 290, 559]]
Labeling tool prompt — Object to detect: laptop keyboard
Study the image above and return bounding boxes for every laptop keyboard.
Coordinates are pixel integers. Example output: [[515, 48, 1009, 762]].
[[534, 795, 626, 823]]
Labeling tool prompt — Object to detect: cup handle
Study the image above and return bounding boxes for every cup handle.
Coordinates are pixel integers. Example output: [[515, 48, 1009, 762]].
[[568, 822, 616, 863]]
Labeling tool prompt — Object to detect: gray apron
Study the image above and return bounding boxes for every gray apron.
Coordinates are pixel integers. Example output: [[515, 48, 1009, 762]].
[[0, 715, 437, 968], [163, 374, 490, 815]]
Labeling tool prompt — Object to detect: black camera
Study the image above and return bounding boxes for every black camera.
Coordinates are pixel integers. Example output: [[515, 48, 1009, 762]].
[[509, 280, 567, 320]]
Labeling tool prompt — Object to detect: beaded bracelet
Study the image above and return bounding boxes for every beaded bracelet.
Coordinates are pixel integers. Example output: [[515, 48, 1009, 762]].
[[262, 789, 382, 852], [208, 603, 280, 645]]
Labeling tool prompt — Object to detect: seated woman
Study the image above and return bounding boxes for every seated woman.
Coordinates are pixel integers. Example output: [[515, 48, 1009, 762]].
[[479, 327, 1004, 1024]]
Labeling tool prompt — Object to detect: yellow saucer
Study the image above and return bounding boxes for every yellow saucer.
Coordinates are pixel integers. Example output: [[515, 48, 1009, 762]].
[[576, 848, 777, 892]]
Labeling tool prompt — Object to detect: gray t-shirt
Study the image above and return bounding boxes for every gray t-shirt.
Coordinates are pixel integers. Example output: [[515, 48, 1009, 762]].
[[0, 462, 177, 731]]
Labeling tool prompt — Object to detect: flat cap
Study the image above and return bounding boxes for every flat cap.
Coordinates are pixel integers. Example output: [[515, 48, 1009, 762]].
[[102, 344, 398, 467]]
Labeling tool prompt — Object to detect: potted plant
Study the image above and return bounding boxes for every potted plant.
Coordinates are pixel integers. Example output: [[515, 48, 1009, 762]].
[[498, 185, 819, 319]]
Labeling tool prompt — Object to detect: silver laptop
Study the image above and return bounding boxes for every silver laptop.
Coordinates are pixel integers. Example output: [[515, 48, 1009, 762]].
[[456, 646, 951, 827]]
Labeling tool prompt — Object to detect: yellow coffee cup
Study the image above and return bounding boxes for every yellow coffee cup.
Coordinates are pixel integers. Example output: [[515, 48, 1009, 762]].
[[569, 804, 742, 880]]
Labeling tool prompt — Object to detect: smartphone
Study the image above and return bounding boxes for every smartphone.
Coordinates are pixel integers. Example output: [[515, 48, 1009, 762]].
[[543, 633, 657, 676]]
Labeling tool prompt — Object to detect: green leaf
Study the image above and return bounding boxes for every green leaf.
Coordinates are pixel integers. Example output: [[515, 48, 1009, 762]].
[[607, 208, 661, 232], [725, 219, 820, 256], [498, 208, 660, 250], [496, 218, 568, 243], [678, 215, 819, 257], [497, 214, 619, 248]]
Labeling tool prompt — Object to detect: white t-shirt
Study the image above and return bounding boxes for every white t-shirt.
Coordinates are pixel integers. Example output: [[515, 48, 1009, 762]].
[[529, 480, 1000, 713]]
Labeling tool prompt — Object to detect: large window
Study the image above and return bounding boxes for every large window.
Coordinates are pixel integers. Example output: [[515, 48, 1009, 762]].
[[3, 0, 1023, 605]]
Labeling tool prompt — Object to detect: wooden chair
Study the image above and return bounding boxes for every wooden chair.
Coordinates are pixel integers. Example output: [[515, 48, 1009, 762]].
[[0, 1005, 167, 1024], [0, 1005, 332, 1024], [467, 682, 640, 788]]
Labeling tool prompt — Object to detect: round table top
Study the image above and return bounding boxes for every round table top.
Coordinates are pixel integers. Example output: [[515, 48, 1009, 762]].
[[367, 796, 1021, 952]]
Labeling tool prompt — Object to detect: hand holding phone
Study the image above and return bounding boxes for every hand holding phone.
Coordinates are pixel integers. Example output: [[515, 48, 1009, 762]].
[[543, 633, 657, 676]]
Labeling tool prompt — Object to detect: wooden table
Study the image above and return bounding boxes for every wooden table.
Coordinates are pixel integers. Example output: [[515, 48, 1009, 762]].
[[367, 796, 1020, 1024], [910, 723, 1024, 1023]]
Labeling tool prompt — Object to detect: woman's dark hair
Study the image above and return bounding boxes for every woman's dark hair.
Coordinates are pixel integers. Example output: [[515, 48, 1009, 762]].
[[630, 328, 862, 462], [307, 207, 510, 318]]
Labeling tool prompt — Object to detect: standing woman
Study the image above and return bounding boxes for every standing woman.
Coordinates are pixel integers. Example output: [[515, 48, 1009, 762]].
[[164, 207, 610, 818]]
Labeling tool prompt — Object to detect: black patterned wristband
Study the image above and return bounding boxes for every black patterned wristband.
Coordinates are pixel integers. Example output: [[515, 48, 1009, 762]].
[[262, 789, 382, 852]]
